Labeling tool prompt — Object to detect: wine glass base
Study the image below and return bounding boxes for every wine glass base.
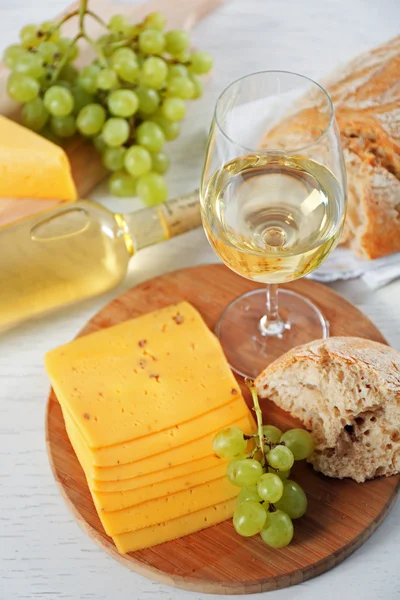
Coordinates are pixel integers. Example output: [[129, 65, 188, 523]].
[[215, 288, 329, 379]]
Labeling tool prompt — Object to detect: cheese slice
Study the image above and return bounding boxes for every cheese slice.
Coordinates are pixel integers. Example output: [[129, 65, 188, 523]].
[[70, 396, 248, 467], [100, 475, 238, 536], [113, 498, 237, 554], [0, 116, 77, 200], [64, 408, 254, 481], [45, 302, 242, 448], [92, 455, 228, 492]]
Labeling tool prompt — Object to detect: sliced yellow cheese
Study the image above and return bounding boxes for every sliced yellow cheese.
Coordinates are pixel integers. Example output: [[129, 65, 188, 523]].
[[100, 475, 238, 536], [45, 302, 242, 448], [70, 396, 248, 467], [64, 407, 254, 482], [92, 455, 228, 492], [113, 498, 237, 554], [0, 116, 77, 200]]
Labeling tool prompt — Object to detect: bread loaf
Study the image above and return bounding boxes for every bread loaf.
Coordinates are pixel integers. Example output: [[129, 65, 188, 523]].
[[255, 337, 400, 483], [261, 37, 400, 259]]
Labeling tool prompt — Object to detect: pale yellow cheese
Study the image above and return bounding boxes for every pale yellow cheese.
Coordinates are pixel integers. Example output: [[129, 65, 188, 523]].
[[113, 498, 237, 554], [45, 302, 243, 448], [0, 115, 77, 200], [68, 396, 248, 467], [100, 475, 238, 536]]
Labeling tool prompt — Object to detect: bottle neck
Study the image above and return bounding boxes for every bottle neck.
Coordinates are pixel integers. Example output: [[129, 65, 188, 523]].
[[118, 190, 201, 254]]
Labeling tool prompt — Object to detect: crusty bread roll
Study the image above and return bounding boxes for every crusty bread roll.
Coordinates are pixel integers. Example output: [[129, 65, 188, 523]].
[[261, 37, 400, 259], [255, 337, 400, 483]]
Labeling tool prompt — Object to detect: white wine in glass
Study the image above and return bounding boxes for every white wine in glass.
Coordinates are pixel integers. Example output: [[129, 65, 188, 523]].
[[201, 71, 347, 378]]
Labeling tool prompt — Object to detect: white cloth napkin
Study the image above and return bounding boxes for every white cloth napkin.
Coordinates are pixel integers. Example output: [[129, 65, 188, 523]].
[[309, 248, 400, 289]]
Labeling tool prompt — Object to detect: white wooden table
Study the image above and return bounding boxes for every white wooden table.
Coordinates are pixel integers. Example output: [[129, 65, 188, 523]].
[[1, 0, 400, 598]]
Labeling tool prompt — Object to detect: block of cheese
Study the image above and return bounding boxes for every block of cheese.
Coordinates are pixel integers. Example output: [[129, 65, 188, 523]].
[[68, 395, 248, 467], [46, 302, 244, 448], [113, 498, 237, 554], [0, 116, 77, 201], [100, 475, 238, 536]]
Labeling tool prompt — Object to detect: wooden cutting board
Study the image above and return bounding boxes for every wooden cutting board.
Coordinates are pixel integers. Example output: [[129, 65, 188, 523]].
[[46, 265, 400, 594], [0, 0, 222, 226]]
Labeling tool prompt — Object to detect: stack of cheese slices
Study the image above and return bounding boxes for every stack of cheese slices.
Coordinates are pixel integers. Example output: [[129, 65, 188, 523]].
[[45, 302, 255, 554]]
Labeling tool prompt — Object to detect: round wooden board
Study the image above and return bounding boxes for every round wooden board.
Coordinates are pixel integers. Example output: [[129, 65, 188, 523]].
[[46, 264, 400, 594]]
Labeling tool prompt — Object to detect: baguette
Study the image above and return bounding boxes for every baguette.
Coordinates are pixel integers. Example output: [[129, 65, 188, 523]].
[[255, 337, 400, 483]]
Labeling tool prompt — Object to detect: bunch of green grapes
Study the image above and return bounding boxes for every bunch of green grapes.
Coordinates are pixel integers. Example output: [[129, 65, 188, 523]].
[[3, 10, 213, 205], [213, 415, 314, 548]]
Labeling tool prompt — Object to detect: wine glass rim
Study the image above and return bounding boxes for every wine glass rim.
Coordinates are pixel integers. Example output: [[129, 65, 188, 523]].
[[213, 69, 335, 154]]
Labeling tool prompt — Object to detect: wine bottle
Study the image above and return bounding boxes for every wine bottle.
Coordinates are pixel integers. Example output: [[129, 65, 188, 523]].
[[0, 192, 200, 330]]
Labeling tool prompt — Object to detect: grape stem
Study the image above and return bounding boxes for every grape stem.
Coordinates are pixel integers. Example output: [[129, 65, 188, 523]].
[[245, 379, 267, 467]]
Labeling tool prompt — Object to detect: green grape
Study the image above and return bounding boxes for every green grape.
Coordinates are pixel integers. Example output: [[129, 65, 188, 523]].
[[102, 147, 126, 172], [267, 445, 295, 471], [60, 64, 78, 84], [262, 425, 282, 444], [139, 29, 165, 54], [107, 89, 139, 118], [237, 486, 262, 506], [151, 151, 169, 174], [189, 74, 203, 99], [233, 500, 267, 537], [13, 53, 45, 78], [280, 429, 315, 461], [21, 97, 49, 131], [102, 117, 130, 147], [226, 454, 247, 481], [110, 48, 138, 84], [275, 480, 307, 519], [43, 85, 74, 117], [124, 145, 152, 178], [77, 65, 101, 94], [136, 86, 160, 115], [37, 41, 58, 62], [20, 24, 40, 48], [108, 170, 136, 197], [7, 74, 39, 102], [72, 87, 94, 115], [97, 68, 118, 91], [97, 34, 116, 57], [150, 114, 180, 140], [212, 426, 246, 459], [140, 56, 168, 89], [54, 79, 72, 90], [144, 12, 166, 31], [39, 21, 60, 42], [260, 510, 294, 548], [176, 49, 191, 63], [161, 97, 186, 122], [50, 115, 76, 138], [257, 473, 284, 503], [136, 121, 165, 152], [189, 51, 213, 74], [76, 104, 106, 136], [167, 77, 195, 99], [57, 38, 79, 62], [136, 172, 167, 206], [227, 458, 263, 487], [168, 64, 188, 79], [268, 467, 291, 481], [108, 14, 132, 36], [92, 134, 107, 154], [3, 45, 27, 69], [165, 30, 190, 56]]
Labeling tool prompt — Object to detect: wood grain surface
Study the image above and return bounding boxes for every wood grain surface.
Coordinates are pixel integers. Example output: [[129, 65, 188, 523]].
[[46, 264, 400, 595], [0, 0, 223, 226]]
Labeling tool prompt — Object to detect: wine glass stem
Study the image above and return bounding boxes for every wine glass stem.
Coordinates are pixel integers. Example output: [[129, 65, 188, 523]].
[[259, 284, 285, 337]]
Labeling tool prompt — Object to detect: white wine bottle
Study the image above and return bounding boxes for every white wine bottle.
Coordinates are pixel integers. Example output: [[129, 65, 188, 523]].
[[202, 154, 345, 284], [0, 192, 200, 330]]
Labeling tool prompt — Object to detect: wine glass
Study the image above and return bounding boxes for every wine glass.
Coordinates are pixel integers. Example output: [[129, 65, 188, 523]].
[[200, 71, 347, 378]]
